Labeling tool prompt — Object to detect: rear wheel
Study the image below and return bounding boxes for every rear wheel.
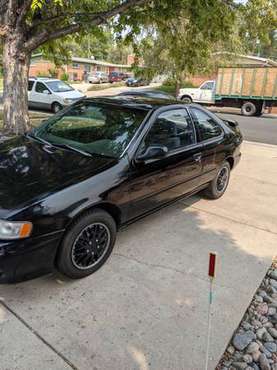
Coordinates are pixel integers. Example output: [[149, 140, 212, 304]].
[[181, 95, 192, 104], [241, 101, 257, 116], [52, 102, 63, 113], [57, 209, 117, 279], [204, 161, 230, 199]]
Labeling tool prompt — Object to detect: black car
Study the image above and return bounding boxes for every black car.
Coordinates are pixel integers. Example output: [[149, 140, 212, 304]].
[[118, 90, 177, 101], [126, 78, 149, 87], [0, 97, 242, 283]]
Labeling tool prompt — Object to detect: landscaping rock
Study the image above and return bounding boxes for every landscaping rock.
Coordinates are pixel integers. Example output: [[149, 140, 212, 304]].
[[217, 259, 277, 370], [233, 331, 256, 351], [246, 342, 260, 354], [263, 341, 277, 353], [268, 327, 277, 338], [259, 353, 270, 370]]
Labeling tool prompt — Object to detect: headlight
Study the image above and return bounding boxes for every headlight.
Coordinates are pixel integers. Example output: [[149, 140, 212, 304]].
[[63, 98, 73, 104], [0, 220, 33, 240]]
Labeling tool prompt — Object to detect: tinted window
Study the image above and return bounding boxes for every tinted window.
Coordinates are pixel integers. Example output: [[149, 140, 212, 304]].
[[35, 102, 147, 158], [35, 82, 49, 93], [141, 109, 195, 153], [191, 108, 222, 141], [28, 81, 35, 91]]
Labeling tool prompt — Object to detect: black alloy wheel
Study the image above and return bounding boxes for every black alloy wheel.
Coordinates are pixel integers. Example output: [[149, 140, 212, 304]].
[[71, 223, 110, 270], [57, 209, 116, 279], [204, 161, 230, 199]]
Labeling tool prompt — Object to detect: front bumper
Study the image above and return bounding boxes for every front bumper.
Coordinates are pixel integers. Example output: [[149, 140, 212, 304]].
[[0, 230, 64, 283]]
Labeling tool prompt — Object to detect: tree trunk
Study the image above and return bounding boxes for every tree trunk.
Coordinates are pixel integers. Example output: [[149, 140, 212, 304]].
[[175, 80, 180, 97], [2, 37, 31, 135]]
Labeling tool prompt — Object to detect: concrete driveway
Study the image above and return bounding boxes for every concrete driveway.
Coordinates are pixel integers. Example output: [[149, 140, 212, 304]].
[[1, 141, 277, 370]]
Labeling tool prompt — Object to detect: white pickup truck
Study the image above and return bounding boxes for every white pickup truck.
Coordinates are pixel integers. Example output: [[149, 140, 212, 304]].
[[178, 67, 277, 116], [178, 80, 215, 105]]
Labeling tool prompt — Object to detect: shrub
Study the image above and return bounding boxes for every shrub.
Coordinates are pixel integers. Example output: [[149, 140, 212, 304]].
[[60, 72, 69, 81]]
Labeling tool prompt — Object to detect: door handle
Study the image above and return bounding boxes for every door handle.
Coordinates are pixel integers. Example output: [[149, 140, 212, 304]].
[[193, 153, 202, 162]]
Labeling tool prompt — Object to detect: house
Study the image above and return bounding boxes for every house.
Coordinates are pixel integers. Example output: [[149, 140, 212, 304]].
[[29, 54, 132, 81]]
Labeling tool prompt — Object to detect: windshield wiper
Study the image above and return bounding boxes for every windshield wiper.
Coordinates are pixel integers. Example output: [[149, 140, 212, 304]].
[[50, 143, 92, 157]]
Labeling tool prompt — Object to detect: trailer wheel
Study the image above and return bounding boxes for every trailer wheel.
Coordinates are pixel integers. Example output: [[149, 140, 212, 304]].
[[241, 101, 257, 116]]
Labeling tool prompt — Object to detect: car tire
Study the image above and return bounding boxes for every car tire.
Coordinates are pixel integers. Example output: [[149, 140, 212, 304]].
[[181, 95, 192, 103], [52, 102, 63, 113], [204, 161, 231, 199], [57, 209, 117, 279], [241, 101, 256, 116]]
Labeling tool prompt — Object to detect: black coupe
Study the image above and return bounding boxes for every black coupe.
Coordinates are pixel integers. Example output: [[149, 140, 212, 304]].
[[0, 96, 242, 283]]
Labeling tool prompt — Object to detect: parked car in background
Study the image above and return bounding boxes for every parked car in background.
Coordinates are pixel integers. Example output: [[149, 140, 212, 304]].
[[178, 67, 277, 116], [28, 78, 85, 113], [88, 72, 109, 84], [108, 71, 123, 83], [126, 77, 149, 87], [0, 96, 242, 283], [118, 90, 177, 101]]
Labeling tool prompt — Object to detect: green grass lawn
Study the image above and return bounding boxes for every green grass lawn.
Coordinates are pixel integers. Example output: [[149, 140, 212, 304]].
[[87, 81, 125, 91], [0, 110, 51, 131]]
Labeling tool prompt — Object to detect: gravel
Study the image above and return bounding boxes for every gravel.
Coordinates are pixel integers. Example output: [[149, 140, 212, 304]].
[[217, 259, 277, 370]]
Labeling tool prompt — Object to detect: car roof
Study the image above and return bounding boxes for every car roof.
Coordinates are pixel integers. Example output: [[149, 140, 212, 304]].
[[84, 95, 186, 111], [29, 77, 60, 82], [118, 90, 177, 99]]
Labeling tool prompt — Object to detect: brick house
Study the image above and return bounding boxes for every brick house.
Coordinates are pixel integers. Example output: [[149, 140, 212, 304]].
[[29, 54, 132, 81]]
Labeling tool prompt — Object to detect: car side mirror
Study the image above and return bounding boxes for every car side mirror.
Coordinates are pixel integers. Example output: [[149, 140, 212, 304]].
[[136, 145, 168, 163], [43, 90, 50, 95]]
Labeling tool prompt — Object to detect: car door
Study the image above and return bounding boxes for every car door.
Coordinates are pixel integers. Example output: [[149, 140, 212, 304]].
[[126, 107, 204, 220], [199, 81, 215, 103], [189, 106, 225, 183], [30, 81, 52, 109]]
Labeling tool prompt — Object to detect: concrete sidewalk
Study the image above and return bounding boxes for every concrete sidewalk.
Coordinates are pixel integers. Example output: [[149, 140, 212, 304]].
[[1, 141, 277, 370]]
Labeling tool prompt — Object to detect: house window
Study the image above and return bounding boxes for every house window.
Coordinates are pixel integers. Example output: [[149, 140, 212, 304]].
[[72, 63, 80, 69], [84, 64, 91, 72]]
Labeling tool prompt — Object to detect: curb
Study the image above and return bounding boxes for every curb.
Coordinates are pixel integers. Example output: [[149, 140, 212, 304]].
[[244, 140, 277, 149]]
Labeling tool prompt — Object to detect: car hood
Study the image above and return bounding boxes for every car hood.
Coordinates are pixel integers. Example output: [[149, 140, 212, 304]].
[[54, 90, 85, 99], [0, 136, 117, 216]]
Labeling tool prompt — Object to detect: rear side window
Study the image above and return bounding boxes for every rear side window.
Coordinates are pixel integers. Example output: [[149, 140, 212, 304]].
[[190, 108, 222, 141], [28, 81, 34, 91]]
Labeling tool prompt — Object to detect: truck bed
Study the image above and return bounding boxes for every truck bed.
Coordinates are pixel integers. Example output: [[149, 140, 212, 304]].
[[215, 67, 277, 101]]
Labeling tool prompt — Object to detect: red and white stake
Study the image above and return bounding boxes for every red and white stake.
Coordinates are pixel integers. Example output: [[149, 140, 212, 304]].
[[205, 252, 217, 370]]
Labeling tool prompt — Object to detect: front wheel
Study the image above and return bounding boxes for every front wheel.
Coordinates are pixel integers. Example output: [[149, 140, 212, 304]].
[[57, 209, 117, 279], [204, 161, 230, 199], [52, 102, 63, 113]]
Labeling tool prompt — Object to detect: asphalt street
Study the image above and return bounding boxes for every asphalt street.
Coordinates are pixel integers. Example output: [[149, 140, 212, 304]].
[[215, 111, 277, 146]]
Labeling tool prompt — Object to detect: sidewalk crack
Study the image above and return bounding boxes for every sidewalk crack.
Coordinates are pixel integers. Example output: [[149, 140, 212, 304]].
[[0, 300, 79, 370]]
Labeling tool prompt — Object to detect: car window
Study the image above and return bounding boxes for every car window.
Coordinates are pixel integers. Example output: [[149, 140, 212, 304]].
[[140, 109, 196, 154], [28, 81, 35, 91], [200, 81, 214, 90], [35, 82, 49, 93], [190, 108, 222, 141], [35, 102, 147, 159], [46, 80, 73, 92]]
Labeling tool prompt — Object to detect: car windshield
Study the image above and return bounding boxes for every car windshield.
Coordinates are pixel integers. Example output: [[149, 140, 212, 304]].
[[35, 101, 147, 158], [46, 80, 74, 93]]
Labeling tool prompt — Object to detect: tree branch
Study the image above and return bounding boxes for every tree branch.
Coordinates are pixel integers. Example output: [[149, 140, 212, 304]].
[[24, 0, 148, 51]]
